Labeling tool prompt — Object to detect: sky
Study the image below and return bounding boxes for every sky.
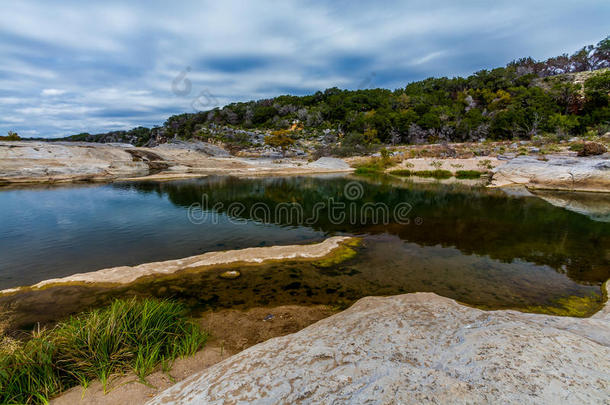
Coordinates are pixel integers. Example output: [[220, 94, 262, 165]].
[[0, 1, 608, 138]]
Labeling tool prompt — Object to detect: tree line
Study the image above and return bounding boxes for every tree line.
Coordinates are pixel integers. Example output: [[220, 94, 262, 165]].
[[59, 36, 609, 146]]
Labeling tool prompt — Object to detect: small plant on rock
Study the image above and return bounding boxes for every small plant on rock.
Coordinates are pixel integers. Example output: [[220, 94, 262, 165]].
[[477, 159, 493, 170], [429, 160, 444, 169]]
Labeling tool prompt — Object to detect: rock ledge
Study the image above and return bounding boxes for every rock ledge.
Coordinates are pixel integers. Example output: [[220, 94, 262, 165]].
[[149, 285, 610, 404]]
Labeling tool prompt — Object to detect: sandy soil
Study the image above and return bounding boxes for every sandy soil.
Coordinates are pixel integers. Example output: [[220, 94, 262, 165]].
[[50, 304, 336, 405]]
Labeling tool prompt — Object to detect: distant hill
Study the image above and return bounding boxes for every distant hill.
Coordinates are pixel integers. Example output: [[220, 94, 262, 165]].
[[51, 36, 609, 152]]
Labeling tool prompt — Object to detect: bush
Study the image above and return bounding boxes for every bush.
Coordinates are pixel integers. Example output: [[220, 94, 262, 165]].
[[0, 131, 20, 141], [389, 169, 413, 176], [389, 169, 452, 179], [264, 130, 295, 153], [455, 170, 484, 179], [354, 152, 399, 174], [477, 159, 494, 170], [0, 298, 207, 404]]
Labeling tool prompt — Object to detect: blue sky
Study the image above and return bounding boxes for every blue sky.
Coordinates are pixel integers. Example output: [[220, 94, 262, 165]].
[[1, 0, 608, 138]]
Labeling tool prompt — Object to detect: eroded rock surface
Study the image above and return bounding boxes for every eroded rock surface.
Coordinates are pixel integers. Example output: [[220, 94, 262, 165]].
[[149, 288, 610, 405], [0, 141, 352, 184], [307, 157, 351, 170], [491, 155, 610, 192], [0, 141, 149, 182]]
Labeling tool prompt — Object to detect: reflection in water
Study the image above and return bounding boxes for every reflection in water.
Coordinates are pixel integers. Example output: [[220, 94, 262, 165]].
[[0, 175, 608, 328], [121, 175, 609, 284]]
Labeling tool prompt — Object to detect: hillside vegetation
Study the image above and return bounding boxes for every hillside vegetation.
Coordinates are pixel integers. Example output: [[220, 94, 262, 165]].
[[56, 37, 609, 153]]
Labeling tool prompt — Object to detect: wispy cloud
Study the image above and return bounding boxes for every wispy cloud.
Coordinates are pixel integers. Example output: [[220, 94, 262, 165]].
[[0, 0, 608, 138], [41, 89, 67, 97]]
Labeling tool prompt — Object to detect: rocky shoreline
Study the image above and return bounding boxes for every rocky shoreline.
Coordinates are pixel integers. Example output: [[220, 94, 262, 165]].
[[2, 140, 609, 193], [0, 236, 356, 294], [148, 282, 610, 405], [0, 141, 352, 184]]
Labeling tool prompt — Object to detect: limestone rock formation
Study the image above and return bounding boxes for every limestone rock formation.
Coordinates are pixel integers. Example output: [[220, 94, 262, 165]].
[[0, 141, 149, 182], [307, 157, 351, 170], [491, 155, 610, 192], [149, 289, 609, 405]]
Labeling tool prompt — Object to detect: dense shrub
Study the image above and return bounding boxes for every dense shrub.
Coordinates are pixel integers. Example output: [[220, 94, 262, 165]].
[[455, 170, 484, 179]]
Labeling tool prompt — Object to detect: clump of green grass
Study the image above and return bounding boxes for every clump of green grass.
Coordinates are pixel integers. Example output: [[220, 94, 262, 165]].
[[415, 170, 453, 179], [354, 149, 400, 174], [455, 170, 484, 179], [388, 169, 413, 177], [354, 165, 383, 175], [0, 298, 207, 404], [389, 169, 453, 179]]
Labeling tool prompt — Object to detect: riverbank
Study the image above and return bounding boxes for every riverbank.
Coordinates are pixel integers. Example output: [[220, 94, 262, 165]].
[[44, 281, 609, 405], [1, 140, 608, 192], [1, 234, 607, 403], [50, 304, 337, 405], [0, 141, 352, 185], [149, 281, 610, 405], [0, 236, 357, 294], [0, 237, 361, 331]]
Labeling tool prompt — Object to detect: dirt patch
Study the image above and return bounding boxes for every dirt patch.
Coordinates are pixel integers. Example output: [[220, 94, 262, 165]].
[[199, 304, 337, 353], [50, 304, 336, 405]]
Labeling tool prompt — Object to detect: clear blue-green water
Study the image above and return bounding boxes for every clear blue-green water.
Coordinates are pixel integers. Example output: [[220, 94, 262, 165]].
[[0, 174, 608, 324]]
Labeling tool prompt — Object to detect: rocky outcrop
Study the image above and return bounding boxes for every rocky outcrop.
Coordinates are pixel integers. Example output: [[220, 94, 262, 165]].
[[0, 141, 150, 182], [0, 141, 353, 184], [149, 286, 610, 405], [491, 155, 610, 192]]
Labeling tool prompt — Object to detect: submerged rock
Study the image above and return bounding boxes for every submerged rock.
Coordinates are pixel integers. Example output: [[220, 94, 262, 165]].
[[149, 288, 610, 404], [219, 270, 241, 279]]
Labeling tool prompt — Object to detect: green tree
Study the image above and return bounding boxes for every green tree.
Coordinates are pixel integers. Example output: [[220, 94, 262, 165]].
[[1, 131, 20, 141]]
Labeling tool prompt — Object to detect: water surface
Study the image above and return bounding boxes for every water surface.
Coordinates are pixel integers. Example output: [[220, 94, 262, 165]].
[[0, 175, 608, 321]]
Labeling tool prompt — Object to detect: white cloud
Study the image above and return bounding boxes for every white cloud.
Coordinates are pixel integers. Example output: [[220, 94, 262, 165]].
[[0, 0, 608, 137], [41, 89, 67, 97]]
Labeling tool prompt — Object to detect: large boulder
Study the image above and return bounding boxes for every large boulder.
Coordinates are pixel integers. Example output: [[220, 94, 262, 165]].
[[149, 289, 609, 405], [491, 155, 610, 192]]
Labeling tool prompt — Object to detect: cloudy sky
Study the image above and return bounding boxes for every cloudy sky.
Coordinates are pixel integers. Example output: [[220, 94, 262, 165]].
[[1, 0, 608, 138]]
